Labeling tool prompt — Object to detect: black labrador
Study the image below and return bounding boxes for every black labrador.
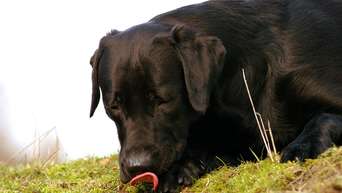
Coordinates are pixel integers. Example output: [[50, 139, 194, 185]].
[[90, 0, 342, 192]]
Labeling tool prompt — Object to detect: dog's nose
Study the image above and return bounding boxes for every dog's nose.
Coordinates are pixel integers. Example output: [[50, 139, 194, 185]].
[[124, 152, 155, 177]]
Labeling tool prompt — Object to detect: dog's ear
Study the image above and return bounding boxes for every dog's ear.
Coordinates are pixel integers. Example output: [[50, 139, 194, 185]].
[[89, 48, 101, 117], [171, 25, 226, 113], [89, 30, 120, 117]]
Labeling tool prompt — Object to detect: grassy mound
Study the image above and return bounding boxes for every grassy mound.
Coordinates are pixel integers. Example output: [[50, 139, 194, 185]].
[[0, 147, 341, 193]]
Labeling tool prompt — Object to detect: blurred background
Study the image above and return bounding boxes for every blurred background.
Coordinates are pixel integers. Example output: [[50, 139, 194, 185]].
[[0, 0, 204, 164]]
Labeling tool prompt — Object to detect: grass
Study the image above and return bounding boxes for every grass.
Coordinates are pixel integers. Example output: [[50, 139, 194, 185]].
[[0, 147, 341, 193], [184, 147, 342, 193], [0, 157, 121, 193]]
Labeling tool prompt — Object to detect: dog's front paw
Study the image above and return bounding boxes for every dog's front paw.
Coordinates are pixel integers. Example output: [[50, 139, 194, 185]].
[[176, 159, 204, 186], [281, 142, 312, 162], [158, 170, 180, 193], [158, 160, 204, 193], [280, 139, 330, 162]]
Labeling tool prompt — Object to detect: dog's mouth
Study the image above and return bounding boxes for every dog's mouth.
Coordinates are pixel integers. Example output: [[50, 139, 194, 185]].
[[119, 161, 168, 192], [130, 172, 159, 191]]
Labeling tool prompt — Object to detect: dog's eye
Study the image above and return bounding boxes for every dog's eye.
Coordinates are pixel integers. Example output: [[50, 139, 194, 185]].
[[111, 94, 122, 109], [115, 95, 122, 103], [147, 92, 166, 105]]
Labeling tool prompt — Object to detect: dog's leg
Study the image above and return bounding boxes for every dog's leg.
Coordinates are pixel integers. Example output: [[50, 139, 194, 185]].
[[281, 113, 342, 162], [278, 66, 342, 161]]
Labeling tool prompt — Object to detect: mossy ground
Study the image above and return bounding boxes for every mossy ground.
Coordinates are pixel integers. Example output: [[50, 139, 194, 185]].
[[0, 147, 341, 193]]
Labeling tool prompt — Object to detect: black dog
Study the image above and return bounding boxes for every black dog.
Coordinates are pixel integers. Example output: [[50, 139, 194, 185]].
[[90, 0, 342, 192]]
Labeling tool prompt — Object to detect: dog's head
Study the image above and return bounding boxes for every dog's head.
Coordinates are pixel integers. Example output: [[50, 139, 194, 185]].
[[90, 23, 226, 182]]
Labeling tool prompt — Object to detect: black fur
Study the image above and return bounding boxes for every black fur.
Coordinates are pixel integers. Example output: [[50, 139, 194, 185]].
[[90, 0, 342, 192]]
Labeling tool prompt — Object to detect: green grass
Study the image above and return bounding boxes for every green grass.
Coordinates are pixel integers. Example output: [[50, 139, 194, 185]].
[[1, 147, 341, 193], [0, 157, 121, 193]]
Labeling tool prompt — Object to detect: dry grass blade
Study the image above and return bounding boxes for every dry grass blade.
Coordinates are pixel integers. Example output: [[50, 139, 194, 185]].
[[257, 113, 273, 160], [200, 178, 211, 193], [42, 147, 60, 168], [6, 126, 57, 164], [268, 120, 278, 159], [242, 69, 278, 162]]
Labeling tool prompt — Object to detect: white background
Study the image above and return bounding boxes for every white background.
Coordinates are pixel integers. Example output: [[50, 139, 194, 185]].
[[0, 0, 204, 160]]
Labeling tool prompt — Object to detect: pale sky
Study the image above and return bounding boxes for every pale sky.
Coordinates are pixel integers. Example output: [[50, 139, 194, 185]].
[[0, 0, 204, 160]]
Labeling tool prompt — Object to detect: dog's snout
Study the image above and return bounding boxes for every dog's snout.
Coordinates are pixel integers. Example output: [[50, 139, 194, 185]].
[[124, 151, 157, 177]]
